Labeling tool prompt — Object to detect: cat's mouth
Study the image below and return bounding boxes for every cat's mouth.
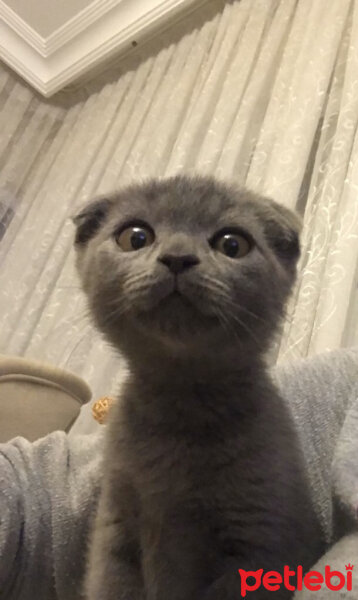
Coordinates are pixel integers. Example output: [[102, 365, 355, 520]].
[[160, 287, 197, 309], [131, 278, 221, 343], [151, 277, 216, 318], [169, 286, 189, 299]]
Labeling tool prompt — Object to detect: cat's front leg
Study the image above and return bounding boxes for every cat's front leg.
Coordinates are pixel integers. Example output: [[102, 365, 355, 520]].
[[85, 478, 144, 600], [85, 519, 145, 600]]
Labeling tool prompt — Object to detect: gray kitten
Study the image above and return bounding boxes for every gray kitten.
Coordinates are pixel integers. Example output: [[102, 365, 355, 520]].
[[74, 176, 324, 600]]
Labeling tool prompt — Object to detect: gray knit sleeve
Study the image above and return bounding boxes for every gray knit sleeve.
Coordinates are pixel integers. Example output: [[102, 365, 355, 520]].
[[0, 430, 104, 600], [272, 347, 358, 543], [332, 394, 358, 523]]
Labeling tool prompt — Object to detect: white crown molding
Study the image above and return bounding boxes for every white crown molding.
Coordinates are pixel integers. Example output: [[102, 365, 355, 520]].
[[0, 1, 45, 53], [46, 0, 122, 56], [0, 0, 122, 56], [0, 0, 204, 97]]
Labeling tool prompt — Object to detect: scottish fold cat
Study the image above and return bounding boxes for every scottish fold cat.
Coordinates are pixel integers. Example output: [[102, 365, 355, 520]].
[[73, 176, 324, 600]]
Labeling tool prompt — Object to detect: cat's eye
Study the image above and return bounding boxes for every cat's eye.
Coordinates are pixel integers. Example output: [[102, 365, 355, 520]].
[[211, 230, 251, 259], [115, 223, 155, 252]]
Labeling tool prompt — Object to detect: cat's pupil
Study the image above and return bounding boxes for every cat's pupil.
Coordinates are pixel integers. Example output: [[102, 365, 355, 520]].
[[223, 235, 239, 257], [131, 229, 147, 250]]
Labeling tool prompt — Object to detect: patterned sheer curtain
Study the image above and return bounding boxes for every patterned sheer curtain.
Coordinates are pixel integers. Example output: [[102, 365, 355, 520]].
[[0, 0, 358, 407]]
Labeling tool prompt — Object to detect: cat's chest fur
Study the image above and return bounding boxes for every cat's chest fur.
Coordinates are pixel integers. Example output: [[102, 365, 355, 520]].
[[107, 375, 294, 511], [102, 372, 311, 594]]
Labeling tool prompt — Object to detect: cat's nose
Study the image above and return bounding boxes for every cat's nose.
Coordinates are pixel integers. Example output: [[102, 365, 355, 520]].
[[158, 254, 200, 274]]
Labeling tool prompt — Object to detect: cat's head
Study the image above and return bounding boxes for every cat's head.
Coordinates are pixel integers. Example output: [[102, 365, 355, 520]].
[[73, 176, 301, 361]]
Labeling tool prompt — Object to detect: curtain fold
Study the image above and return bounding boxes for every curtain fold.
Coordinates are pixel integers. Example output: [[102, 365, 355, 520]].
[[0, 0, 357, 398]]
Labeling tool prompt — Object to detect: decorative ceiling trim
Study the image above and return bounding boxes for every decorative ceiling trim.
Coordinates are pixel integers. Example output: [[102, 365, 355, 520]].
[[0, 1, 45, 53], [0, 0, 203, 97], [45, 0, 121, 56]]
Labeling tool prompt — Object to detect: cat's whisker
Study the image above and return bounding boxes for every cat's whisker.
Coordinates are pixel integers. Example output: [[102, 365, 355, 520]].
[[64, 328, 93, 367], [199, 274, 231, 294], [123, 273, 151, 288], [220, 297, 267, 325], [202, 282, 267, 326], [229, 313, 262, 347], [235, 305, 267, 324], [281, 307, 294, 326], [98, 303, 128, 329], [210, 303, 243, 352], [64, 311, 92, 327]]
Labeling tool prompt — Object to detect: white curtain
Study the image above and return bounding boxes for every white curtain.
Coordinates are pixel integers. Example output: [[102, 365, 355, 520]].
[[0, 0, 358, 406]]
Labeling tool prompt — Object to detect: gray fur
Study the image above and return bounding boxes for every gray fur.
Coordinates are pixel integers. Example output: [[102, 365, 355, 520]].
[[74, 175, 324, 600]]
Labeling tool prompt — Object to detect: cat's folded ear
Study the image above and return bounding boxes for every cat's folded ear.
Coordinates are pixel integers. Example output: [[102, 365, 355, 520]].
[[261, 199, 302, 263], [72, 197, 113, 245]]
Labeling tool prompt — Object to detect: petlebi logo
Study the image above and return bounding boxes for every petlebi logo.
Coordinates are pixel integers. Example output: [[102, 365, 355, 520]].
[[238, 564, 354, 597]]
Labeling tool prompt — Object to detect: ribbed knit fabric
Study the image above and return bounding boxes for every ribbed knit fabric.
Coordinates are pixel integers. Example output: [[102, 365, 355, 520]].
[[0, 348, 357, 600], [0, 431, 104, 600], [273, 349, 358, 598], [272, 348, 358, 543]]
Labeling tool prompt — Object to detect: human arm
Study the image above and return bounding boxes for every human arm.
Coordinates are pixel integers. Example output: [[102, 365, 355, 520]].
[[0, 430, 103, 600]]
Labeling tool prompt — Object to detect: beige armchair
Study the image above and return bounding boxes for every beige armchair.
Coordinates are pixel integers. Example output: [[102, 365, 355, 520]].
[[0, 355, 91, 442]]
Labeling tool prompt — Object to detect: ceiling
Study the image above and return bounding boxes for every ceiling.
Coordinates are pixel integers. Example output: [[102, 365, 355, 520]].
[[3, 0, 92, 37], [0, 0, 204, 96]]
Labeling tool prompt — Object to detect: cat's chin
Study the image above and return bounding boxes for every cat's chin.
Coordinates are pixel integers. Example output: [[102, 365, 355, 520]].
[[133, 290, 220, 344]]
